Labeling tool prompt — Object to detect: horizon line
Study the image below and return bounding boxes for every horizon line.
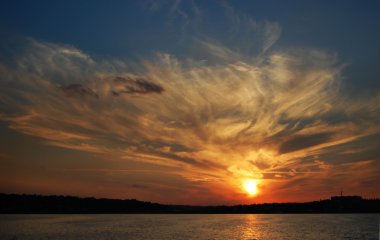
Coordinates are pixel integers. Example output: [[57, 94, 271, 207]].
[[2, 192, 378, 207]]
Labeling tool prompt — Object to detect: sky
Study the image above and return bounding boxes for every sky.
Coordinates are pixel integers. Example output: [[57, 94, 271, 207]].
[[0, 0, 380, 205]]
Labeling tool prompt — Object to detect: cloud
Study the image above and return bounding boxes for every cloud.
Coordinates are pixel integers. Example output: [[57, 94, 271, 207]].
[[110, 76, 164, 96], [60, 84, 99, 99], [59, 75, 164, 100], [221, 1, 281, 56], [279, 132, 334, 154], [1, 14, 380, 203]]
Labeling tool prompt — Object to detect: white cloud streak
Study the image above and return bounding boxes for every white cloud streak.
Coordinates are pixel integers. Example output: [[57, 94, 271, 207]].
[[1, 17, 380, 202]]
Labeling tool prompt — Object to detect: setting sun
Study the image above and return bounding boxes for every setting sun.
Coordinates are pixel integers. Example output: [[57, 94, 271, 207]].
[[243, 179, 260, 196]]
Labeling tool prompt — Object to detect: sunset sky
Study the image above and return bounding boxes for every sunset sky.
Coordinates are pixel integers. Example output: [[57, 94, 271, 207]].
[[1, 0, 380, 205]]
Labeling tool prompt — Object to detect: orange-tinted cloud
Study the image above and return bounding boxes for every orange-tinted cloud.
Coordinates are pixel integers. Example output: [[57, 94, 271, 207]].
[[1, 20, 380, 204]]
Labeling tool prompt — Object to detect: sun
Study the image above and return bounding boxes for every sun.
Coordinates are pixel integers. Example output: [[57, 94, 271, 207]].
[[243, 179, 260, 196]]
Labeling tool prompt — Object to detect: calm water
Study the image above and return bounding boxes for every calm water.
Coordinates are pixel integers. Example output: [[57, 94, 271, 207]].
[[0, 214, 378, 240]]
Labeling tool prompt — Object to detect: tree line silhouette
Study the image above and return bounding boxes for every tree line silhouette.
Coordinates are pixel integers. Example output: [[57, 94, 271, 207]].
[[1, 193, 379, 213]]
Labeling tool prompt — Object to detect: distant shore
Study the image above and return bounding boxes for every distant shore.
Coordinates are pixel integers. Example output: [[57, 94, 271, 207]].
[[1, 193, 379, 214]]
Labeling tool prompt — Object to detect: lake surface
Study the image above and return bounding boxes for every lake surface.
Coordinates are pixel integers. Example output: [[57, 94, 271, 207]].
[[0, 214, 378, 240]]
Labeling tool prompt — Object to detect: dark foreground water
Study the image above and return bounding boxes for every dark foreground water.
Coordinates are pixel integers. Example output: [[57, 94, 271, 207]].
[[0, 214, 378, 240]]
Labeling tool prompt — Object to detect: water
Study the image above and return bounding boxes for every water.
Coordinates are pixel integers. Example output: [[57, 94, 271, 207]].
[[0, 214, 378, 240]]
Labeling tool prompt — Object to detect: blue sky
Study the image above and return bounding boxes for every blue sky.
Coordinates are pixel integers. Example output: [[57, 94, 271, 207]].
[[1, 0, 379, 94], [0, 0, 380, 204]]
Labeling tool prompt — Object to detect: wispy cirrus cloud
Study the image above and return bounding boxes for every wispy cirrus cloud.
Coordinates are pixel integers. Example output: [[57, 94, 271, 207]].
[[1, 7, 380, 203]]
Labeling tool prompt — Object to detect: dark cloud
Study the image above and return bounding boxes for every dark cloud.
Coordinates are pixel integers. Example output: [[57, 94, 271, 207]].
[[60, 84, 98, 99], [133, 141, 223, 170], [111, 76, 164, 96], [309, 133, 380, 164], [279, 132, 334, 154]]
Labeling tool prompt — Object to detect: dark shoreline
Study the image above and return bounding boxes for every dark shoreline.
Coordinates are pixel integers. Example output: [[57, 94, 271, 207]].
[[1, 193, 379, 214]]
